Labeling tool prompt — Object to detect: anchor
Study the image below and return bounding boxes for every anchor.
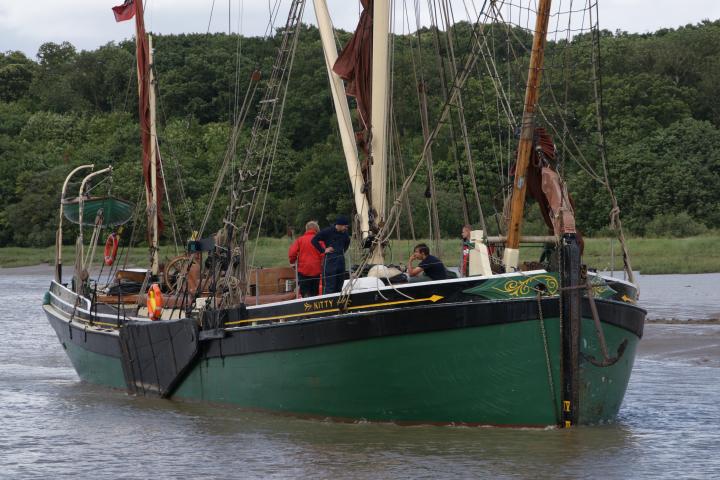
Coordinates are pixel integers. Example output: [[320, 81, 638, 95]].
[[582, 270, 628, 367]]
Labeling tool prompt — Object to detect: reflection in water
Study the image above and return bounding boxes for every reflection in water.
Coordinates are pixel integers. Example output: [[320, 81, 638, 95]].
[[2, 272, 719, 478]]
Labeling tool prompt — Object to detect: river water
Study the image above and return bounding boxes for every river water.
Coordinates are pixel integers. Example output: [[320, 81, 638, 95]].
[[1, 270, 719, 478]]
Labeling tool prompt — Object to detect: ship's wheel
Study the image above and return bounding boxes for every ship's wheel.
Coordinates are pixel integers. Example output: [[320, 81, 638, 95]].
[[164, 255, 192, 292]]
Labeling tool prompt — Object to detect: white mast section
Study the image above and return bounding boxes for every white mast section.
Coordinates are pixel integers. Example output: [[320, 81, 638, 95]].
[[370, 0, 390, 264], [56, 164, 94, 283], [313, 0, 370, 238], [148, 35, 159, 275], [77, 166, 113, 269]]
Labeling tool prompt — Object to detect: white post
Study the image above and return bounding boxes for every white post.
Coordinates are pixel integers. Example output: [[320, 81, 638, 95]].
[[148, 35, 159, 275], [468, 230, 493, 277], [370, 0, 390, 265], [313, 0, 371, 238], [77, 167, 113, 268], [56, 164, 94, 283]]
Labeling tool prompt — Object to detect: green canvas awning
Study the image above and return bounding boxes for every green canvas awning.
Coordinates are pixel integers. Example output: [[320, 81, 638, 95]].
[[62, 196, 134, 227]]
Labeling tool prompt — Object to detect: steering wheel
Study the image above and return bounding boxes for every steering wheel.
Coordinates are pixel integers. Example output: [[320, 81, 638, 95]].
[[164, 255, 193, 292]]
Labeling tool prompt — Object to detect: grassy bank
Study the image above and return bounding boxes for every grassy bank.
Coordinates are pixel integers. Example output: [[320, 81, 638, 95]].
[[1, 235, 718, 275], [582, 236, 720, 274]]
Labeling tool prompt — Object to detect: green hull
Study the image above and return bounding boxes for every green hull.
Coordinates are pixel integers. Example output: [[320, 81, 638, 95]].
[[171, 318, 638, 426], [49, 307, 639, 426], [62, 340, 127, 390]]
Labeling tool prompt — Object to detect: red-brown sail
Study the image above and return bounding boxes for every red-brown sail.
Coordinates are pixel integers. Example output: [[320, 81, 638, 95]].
[[332, 0, 373, 131], [524, 127, 583, 252], [131, 0, 164, 237]]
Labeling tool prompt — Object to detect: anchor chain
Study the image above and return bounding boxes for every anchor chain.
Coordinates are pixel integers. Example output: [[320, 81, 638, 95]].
[[536, 289, 559, 423]]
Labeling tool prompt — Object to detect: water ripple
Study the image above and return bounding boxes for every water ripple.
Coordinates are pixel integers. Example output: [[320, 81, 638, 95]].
[[1, 272, 719, 478]]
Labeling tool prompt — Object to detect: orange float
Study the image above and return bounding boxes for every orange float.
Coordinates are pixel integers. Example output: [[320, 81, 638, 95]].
[[147, 283, 163, 320], [104, 233, 119, 266]]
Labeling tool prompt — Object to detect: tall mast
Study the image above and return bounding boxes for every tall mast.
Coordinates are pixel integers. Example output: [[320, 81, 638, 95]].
[[131, 0, 160, 275], [314, 0, 371, 239], [369, 0, 390, 265], [148, 35, 160, 275], [503, 0, 552, 272]]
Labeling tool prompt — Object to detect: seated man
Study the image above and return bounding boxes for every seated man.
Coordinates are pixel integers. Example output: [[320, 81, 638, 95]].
[[407, 243, 447, 281]]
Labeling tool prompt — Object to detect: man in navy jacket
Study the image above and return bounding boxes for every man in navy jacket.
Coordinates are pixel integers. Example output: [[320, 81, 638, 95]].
[[312, 216, 351, 294]]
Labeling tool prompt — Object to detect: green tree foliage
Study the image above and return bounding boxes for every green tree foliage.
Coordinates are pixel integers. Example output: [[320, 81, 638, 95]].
[[1, 20, 720, 247], [73, 43, 136, 112], [292, 140, 355, 227], [31, 42, 90, 112], [0, 51, 36, 102], [611, 118, 720, 232], [644, 212, 708, 238]]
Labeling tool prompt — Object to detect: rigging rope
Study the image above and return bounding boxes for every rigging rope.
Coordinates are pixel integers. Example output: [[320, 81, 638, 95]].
[[339, 0, 497, 305], [207, 0, 308, 306], [415, 2, 441, 254], [198, 75, 261, 236], [588, 1, 636, 286], [437, 0, 488, 237]]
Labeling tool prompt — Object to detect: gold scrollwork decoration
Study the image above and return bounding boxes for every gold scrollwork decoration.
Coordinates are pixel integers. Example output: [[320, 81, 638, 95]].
[[493, 274, 559, 297]]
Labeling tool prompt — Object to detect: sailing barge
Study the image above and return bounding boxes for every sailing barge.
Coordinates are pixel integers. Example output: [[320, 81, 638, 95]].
[[44, 0, 645, 427]]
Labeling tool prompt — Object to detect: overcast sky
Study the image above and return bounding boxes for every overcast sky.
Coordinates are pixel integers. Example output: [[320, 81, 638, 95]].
[[2, 0, 719, 59]]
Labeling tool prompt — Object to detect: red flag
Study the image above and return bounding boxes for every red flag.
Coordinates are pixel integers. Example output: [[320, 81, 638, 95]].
[[112, 0, 135, 22]]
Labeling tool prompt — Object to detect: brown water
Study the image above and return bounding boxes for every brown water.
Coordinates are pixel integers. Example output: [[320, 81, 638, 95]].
[[2, 271, 719, 478]]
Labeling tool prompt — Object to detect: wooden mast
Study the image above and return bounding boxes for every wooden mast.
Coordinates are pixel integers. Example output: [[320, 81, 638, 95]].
[[503, 0, 552, 272], [313, 0, 371, 239], [369, 0, 390, 265], [130, 0, 160, 276], [148, 35, 159, 275]]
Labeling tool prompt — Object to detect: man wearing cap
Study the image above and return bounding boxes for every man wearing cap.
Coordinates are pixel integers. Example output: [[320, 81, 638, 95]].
[[312, 216, 351, 294]]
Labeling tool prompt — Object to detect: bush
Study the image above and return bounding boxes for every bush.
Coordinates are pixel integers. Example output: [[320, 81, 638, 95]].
[[644, 212, 708, 237]]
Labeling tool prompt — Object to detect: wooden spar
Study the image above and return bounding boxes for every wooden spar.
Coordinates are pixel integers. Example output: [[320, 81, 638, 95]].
[[486, 235, 557, 243], [369, 0, 390, 265], [503, 0, 553, 272], [131, 0, 159, 276], [56, 164, 94, 283], [313, 0, 371, 239], [148, 35, 159, 275]]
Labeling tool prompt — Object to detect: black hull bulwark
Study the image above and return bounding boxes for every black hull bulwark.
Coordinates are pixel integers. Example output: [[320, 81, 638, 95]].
[[44, 271, 645, 426]]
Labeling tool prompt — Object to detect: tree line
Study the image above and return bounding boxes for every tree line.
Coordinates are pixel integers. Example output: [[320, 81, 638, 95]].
[[1, 20, 719, 248]]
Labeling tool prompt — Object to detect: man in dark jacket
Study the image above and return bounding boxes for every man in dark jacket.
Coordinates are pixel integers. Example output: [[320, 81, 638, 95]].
[[312, 216, 351, 294]]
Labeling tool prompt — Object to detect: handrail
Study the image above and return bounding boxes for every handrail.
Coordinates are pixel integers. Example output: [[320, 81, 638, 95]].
[[77, 166, 113, 281], [56, 164, 94, 283]]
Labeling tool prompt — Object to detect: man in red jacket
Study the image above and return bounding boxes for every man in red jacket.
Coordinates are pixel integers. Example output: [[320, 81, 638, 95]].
[[288, 221, 324, 297]]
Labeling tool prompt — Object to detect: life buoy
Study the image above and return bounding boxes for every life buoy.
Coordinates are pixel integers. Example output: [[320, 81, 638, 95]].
[[147, 283, 163, 320], [104, 233, 119, 266]]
